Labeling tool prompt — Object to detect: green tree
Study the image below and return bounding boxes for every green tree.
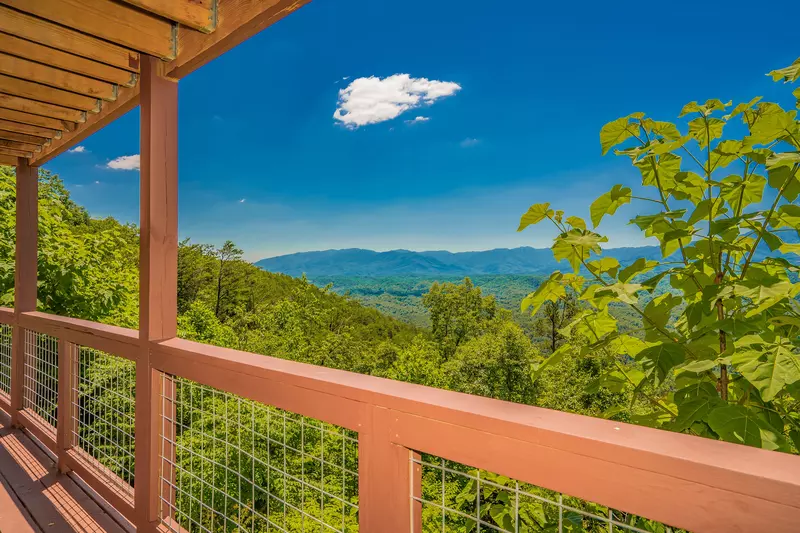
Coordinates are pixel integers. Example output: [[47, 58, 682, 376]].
[[532, 290, 579, 354], [214, 239, 243, 319], [518, 58, 800, 452], [423, 277, 498, 358]]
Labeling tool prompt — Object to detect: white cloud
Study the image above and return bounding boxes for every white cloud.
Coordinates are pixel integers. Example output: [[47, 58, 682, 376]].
[[460, 138, 480, 148], [239, 198, 246, 203], [333, 74, 460, 128], [94, 180, 100, 184], [68, 145, 87, 153], [405, 116, 430, 125], [106, 154, 140, 170]]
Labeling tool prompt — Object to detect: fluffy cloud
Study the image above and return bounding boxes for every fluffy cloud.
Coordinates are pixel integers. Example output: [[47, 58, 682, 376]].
[[106, 154, 140, 170], [68, 146, 87, 153], [333, 74, 460, 127], [460, 138, 480, 148], [405, 116, 430, 125]]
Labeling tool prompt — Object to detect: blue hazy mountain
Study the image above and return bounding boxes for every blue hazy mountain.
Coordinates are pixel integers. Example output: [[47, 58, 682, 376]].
[[255, 246, 663, 277]]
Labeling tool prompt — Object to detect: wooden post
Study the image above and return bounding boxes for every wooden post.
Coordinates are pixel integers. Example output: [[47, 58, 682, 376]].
[[11, 157, 37, 427], [358, 405, 413, 532], [134, 54, 178, 532], [56, 338, 73, 473]]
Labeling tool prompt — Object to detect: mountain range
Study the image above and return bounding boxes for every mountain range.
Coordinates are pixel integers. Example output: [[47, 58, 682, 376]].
[[255, 246, 663, 277]]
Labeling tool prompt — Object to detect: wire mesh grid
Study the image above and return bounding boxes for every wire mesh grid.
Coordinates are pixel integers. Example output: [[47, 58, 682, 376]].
[[23, 329, 59, 430], [0, 323, 12, 396], [158, 374, 360, 533], [71, 345, 136, 499], [412, 454, 688, 533]]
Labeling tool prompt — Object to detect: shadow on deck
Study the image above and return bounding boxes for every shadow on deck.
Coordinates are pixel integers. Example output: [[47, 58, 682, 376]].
[[0, 412, 131, 533]]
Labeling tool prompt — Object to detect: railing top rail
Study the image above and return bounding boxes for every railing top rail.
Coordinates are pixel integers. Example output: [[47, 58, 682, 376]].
[[18, 311, 138, 360], [0, 307, 13, 324], [154, 337, 800, 509]]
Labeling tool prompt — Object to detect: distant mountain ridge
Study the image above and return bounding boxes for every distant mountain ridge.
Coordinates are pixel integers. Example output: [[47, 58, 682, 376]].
[[255, 246, 663, 277]]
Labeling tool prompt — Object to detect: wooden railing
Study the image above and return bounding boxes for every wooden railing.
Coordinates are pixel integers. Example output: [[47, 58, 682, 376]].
[[0, 307, 798, 533]]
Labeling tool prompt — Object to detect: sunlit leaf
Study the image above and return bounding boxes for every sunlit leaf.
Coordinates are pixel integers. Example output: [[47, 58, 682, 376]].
[[600, 116, 641, 155], [590, 185, 632, 228], [708, 405, 786, 451], [518, 203, 554, 231], [732, 334, 800, 401]]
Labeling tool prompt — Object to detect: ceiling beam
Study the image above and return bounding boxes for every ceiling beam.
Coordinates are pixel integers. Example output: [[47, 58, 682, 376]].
[[0, 154, 16, 165], [0, 93, 86, 123], [32, 84, 139, 166], [0, 6, 140, 72], [118, 0, 215, 33], [0, 129, 48, 145], [0, 74, 99, 112], [167, 0, 308, 79], [0, 139, 41, 153], [1, 0, 176, 59], [0, 146, 32, 159], [0, 107, 75, 132], [0, 120, 58, 139], [0, 34, 136, 87], [0, 53, 117, 101]]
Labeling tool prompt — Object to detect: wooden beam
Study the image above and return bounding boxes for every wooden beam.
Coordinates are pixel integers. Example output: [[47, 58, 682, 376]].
[[0, 146, 32, 158], [0, 129, 48, 145], [0, 139, 41, 153], [11, 158, 37, 426], [0, 53, 117, 101], [119, 0, 215, 33], [0, 74, 99, 112], [32, 85, 138, 166], [135, 54, 178, 529], [0, 120, 59, 140], [0, 108, 72, 133], [0, 94, 85, 123], [1, 0, 176, 60], [0, 6, 140, 72], [167, 0, 309, 78], [0, 34, 136, 87], [0, 154, 15, 165]]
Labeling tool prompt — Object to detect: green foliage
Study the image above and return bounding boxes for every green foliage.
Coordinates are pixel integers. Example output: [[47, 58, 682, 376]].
[[518, 57, 800, 453], [0, 166, 139, 326]]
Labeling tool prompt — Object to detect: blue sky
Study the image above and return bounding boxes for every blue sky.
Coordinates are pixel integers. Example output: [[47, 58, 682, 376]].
[[44, 0, 798, 261]]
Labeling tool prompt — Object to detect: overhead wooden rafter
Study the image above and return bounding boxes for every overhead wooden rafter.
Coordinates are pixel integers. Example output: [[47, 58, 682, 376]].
[[0, 0, 310, 166]]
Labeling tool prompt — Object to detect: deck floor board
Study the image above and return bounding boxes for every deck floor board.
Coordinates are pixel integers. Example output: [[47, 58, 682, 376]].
[[0, 415, 130, 533]]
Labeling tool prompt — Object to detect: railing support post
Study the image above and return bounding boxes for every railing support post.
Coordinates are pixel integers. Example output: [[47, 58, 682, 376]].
[[11, 158, 38, 427], [359, 406, 415, 532], [56, 339, 74, 473], [134, 54, 178, 532]]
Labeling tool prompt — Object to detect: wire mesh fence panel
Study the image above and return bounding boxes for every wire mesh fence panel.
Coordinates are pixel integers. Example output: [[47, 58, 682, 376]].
[[158, 374, 360, 533], [23, 330, 58, 431], [413, 454, 689, 533], [72, 345, 136, 500], [0, 323, 11, 396]]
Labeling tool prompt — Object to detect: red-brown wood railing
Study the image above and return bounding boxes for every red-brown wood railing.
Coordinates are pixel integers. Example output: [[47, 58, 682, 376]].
[[0, 307, 799, 533]]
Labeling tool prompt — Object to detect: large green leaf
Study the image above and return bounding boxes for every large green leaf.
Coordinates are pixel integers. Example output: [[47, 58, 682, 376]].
[[769, 57, 800, 83], [635, 152, 681, 189], [732, 334, 800, 401], [590, 185, 632, 228], [672, 395, 721, 432], [636, 342, 685, 385], [600, 116, 641, 155], [749, 106, 797, 145], [518, 203, 554, 231], [521, 272, 566, 316], [707, 405, 785, 451], [618, 258, 658, 283], [688, 117, 725, 149], [720, 174, 766, 214]]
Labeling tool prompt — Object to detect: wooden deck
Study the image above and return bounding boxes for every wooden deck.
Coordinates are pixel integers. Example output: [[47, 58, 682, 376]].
[[0, 413, 131, 533]]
